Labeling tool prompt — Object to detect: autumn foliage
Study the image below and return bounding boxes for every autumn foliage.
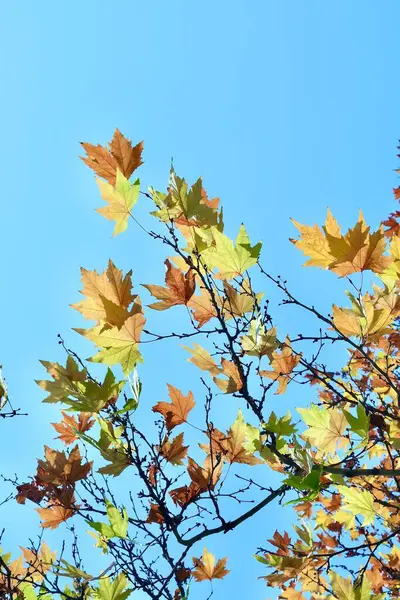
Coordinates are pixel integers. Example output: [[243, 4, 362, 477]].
[[3, 129, 400, 599]]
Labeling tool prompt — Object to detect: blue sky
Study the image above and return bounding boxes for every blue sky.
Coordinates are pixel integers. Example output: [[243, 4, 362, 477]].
[[1, 1, 400, 598]]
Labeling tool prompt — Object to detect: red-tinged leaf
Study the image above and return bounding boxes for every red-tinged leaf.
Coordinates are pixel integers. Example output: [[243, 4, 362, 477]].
[[109, 129, 144, 180], [169, 483, 201, 507], [147, 463, 158, 486], [80, 142, 117, 185], [146, 503, 164, 524], [51, 412, 95, 446], [80, 129, 143, 185], [187, 456, 222, 491], [159, 433, 189, 465], [152, 385, 195, 430], [176, 567, 191, 582], [268, 531, 291, 555], [143, 260, 195, 310], [37, 445, 92, 487], [383, 211, 400, 238], [16, 482, 46, 505]]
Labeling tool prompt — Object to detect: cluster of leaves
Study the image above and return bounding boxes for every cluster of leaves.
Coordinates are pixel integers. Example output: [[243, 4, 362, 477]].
[[4, 128, 400, 600]]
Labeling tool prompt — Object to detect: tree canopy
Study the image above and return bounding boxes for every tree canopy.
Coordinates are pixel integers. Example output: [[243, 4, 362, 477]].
[[2, 129, 400, 600]]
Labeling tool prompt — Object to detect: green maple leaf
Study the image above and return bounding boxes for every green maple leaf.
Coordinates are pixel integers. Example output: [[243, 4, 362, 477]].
[[341, 487, 376, 526], [263, 411, 297, 437], [37, 357, 87, 404], [96, 170, 140, 236], [93, 573, 132, 600], [343, 403, 369, 442], [79, 313, 145, 375], [87, 500, 128, 539], [151, 172, 218, 226], [54, 559, 93, 580], [203, 224, 262, 280]]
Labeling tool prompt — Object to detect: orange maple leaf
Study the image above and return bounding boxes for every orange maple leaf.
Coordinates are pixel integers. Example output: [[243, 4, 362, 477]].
[[37, 445, 92, 487], [51, 412, 95, 446], [143, 259, 196, 310], [80, 128, 143, 185], [188, 287, 217, 327], [203, 423, 262, 466], [260, 339, 301, 394], [383, 211, 400, 238], [20, 542, 56, 581], [159, 433, 189, 465], [36, 503, 75, 530], [192, 548, 230, 582], [169, 483, 201, 507], [152, 385, 195, 430], [213, 358, 243, 393], [146, 503, 164, 524], [187, 456, 223, 491]]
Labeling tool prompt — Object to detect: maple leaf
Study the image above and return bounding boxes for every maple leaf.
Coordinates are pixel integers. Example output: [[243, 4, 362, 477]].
[[192, 548, 230, 582], [182, 343, 221, 375], [151, 172, 219, 227], [297, 405, 348, 456], [146, 503, 164, 524], [37, 445, 92, 487], [340, 487, 376, 527], [329, 573, 356, 600], [383, 211, 400, 238], [290, 209, 339, 268], [329, 215, 391, 276], [109, 128, 144, 179], [72, 260, 136, 324], [96, 170, 140, 236], [187, 456, 223, 491], [223, 410, 263, 465], [259, 339, 301, 394], [188, 287, 217, 327], [223, 279, 263, 319], [37, 503, 75, 530], [51, 412, 95, 445], [169, 483, 201, 507], [332, 290, 398, 340], [291, 209, 391, 276], [36, 356, 87, 404], [80, 128, 143, 185], [143, 259, 195, 310], [241, 320, 278, 358], [213, 358, 243, 393], [202, 411, 262, 466], [80, 313, 146, 375], [21, 542, 56, 582], [159, 433, 188, 465], [280, 588, 307, 600], [203, 224, 262, 280], [16, 482, 46, 505], [94, 572, 133, 600], [176, 567, 191, 582], [152, 385, 195, 430]]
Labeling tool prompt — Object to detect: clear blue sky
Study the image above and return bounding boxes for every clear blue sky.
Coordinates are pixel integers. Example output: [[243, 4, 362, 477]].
[[1, 1, 400, 598]]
